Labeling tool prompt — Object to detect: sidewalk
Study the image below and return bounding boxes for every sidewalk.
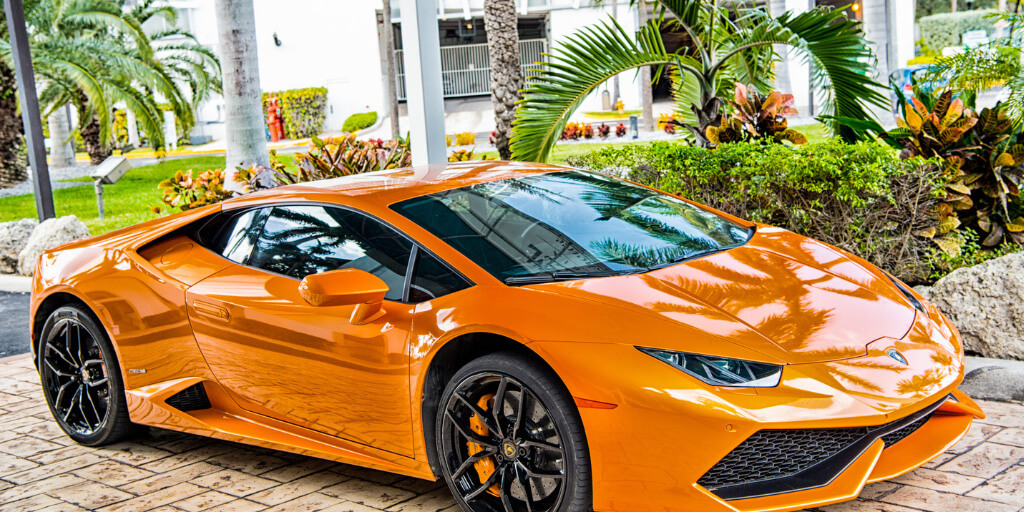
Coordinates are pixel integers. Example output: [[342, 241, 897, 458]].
[[1, 353, 1022, 512]]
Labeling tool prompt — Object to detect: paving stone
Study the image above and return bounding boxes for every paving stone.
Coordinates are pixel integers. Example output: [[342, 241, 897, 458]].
[[384, 488, 458, 511], [947, 422, 1004, 454], [248, 471, 351, 506], [5, 453, 107, 484], [204, 448, 291, 475], [191, 468, 279, 497], [0, 454, 39, 477], [200, 498, 268, 512], [939, 442, 1024, 478], [880, 485, 1019, 512], [391, 477, 446, 494], [891, 467, 986, 494], [50, 480, 135, 509], [72, 459, 157, 486], [964, 463, 1024, 507], [118, 461, 222, 495], [987, 427, 1024, 447], [97, 482, 206, 512], [0, 436, 64, 458], [818, 500, 922, 512], [320, 479, 416, 509], [855, 482, 900, 501], [321, 502, 388, 512], [2, 493, 64, 512], [261, 492, 345, 512], [100, 441, 175, 465], [174, 490, 238, 512], [138, 442, 238, 473], [260, 457, 339, 483], [0, 473, 89, 503]]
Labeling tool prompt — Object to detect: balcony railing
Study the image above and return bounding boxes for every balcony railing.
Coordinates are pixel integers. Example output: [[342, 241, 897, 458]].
[[395, 38, 547, 100]]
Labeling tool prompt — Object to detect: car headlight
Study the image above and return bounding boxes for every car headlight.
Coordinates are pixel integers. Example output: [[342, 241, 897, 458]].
[[637, 347, 783, 387], [885, 273, 927, 315]]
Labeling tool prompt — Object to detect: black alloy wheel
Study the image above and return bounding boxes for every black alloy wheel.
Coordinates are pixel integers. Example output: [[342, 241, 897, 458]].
[[38, 305, 134, 446], [437, 353, 591, 512]]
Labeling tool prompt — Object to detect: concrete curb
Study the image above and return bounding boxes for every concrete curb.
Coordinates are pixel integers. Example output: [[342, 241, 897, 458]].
[[962, 356, 1024, 403], [0, 275, 31, 293]]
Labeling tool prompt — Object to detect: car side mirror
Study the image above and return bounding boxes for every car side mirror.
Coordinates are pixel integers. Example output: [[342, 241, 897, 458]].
[[298, 269, 388, 324]]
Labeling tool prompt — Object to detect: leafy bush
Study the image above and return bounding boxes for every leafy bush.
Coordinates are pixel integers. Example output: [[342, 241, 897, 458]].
[[447, 132, 476, 146], [342, 111, 377, 132], [567, 140, 948, 284], [885, 92, 1024, 247], [919, 9, 996, 53], [159, 169, 232, 211], [705, 83, 806, 146], [262, 88, 328, 139]]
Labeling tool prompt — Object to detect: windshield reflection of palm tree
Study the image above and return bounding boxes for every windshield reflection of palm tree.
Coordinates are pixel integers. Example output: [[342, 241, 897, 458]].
[[568, 172, 741, 267]]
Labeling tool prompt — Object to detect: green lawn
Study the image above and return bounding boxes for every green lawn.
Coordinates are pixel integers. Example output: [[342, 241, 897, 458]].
[[1, 123, 836, 237], [0, 156, 225, 236]]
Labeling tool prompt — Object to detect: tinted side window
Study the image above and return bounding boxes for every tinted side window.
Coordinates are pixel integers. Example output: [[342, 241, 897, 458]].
[[409, 251, 471, 302], [248, 205, 412, 301], [196, 209, 265, 263]]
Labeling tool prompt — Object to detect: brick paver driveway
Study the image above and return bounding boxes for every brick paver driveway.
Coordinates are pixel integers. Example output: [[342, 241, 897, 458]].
[[1, 354, 1023, 512]]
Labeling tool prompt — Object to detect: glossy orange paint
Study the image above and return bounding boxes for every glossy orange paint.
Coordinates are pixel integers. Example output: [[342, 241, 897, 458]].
[[29, 161, 982, 512]]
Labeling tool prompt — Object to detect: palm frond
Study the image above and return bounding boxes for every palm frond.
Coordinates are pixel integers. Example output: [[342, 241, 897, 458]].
[[511, 18, 672, 162]]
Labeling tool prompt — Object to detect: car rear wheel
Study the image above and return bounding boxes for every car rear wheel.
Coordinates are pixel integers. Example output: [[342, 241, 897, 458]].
[[436, 352, 591, 512], [38, 305, 135, 446]]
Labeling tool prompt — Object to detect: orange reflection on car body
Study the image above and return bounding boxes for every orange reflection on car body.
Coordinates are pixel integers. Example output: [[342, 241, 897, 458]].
[[29, 161, 982, 512]]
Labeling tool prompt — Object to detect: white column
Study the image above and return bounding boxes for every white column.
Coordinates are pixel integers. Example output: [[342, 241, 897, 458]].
[[126, 109, 140, 147], [400, 0, 447, 166], [164, 110, 178, 151]]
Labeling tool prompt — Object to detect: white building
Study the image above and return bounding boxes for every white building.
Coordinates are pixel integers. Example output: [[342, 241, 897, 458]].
[[167, 0, 914, 142]]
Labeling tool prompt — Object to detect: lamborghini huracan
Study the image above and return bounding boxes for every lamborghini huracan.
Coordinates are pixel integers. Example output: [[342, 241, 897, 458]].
[[30, 161, 983, 512]]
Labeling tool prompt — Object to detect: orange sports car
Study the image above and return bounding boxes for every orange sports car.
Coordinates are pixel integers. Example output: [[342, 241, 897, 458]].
[[30, 161, 982, 512]]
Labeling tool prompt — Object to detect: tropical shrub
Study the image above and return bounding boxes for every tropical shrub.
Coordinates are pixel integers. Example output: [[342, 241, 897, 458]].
[[342, 111, 377, 132], [262, 88, 328, 139], [561, 122, 583, 140], [705, 84, 807, 146], [918, 9, 996, 54], [885, 92, 1024, 247], [582, 123, 595, 139], [159, 169, 232, 211], [615, 123, 627, 137], [446, 132, 476, 146], [597, 123, 611, 138], [567, 140, 948, 284]]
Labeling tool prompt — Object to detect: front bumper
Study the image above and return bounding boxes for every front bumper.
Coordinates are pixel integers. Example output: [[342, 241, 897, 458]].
[[529, 312, 983, 512]]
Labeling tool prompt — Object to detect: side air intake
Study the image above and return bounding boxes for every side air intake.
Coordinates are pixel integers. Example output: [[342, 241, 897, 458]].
[[165, 383, 212, 412]]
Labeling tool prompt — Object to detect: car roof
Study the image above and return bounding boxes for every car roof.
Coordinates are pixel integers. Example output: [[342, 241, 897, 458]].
[[225, 160, 569, 209]]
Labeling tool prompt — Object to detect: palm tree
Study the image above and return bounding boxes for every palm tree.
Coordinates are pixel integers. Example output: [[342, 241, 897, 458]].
[[484, 0, 523, 160], [214, 0, 269, 176], [0, 10, 26, 187], [381, 0, 400, 140], [0, 0, 220, 164], [511, 0, 888, 162]]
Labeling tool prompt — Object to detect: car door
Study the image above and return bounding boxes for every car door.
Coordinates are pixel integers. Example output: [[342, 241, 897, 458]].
[[186, 204, 418, 456]]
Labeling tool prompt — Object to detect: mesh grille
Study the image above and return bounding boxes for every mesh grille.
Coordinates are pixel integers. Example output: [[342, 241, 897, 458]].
[[697, 426, 869, 489], [165, 383, 211, 412], [880, 413, 931, 447]]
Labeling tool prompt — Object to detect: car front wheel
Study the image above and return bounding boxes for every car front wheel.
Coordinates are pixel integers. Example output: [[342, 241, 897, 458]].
[[436, 352, 592, 512]]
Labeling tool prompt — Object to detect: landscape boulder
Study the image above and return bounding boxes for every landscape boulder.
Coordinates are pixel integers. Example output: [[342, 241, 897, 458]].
[[916, 252, 1024, 360], [17, 215, 90, 276], [0, 218, 38, 274]]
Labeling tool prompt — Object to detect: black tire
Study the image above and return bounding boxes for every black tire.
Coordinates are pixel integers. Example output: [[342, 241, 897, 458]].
[[435, 352, 591, 512], [37, 304, 135, 446]]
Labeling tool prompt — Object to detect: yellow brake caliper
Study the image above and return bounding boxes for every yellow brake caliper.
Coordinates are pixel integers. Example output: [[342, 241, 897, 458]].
[[467, 394, 501, 497]]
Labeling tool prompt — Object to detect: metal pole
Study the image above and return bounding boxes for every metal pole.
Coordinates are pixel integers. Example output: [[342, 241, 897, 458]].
[[94, 180, 104, 219], [4, 0, 55, 220], [400, 0, 447, 165]]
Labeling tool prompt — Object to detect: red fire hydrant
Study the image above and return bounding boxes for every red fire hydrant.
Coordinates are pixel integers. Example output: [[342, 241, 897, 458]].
[[267, 98, 284, 142]]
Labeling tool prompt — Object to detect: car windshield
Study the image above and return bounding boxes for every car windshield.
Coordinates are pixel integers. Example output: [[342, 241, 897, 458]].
[[391, 170, 752, 284]]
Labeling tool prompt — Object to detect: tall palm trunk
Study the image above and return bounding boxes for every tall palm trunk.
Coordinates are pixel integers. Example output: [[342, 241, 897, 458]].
[[214, 0, 269, 189], [638, 1, 654, 131], [48, 108, 75, 168], [0, 61, 27, 188], [81, 112, 112, 165], [484, 0, 523, 160]]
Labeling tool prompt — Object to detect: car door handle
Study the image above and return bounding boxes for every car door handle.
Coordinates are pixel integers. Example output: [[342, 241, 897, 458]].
[[192, 300, 230, 321]]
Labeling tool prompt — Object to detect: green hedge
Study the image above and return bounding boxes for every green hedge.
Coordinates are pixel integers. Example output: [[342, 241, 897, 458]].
[[342, 111, 377, 132], [262, 87, 328, 139], [567, 140, 949, 284], [919, 9, 996, 53]]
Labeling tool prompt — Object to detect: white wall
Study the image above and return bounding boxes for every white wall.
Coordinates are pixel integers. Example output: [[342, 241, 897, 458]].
[[252, 0, 385, 132]]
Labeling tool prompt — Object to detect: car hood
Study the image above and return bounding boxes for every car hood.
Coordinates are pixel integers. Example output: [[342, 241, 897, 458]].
[[532, 227, 916, 364]]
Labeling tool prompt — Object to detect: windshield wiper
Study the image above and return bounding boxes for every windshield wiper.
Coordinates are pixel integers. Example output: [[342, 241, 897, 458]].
[[504, 268, 647, 285]]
